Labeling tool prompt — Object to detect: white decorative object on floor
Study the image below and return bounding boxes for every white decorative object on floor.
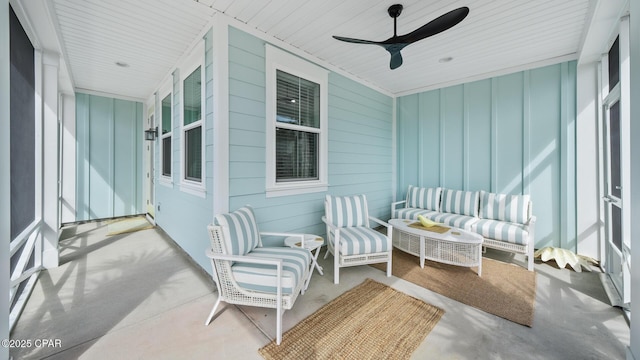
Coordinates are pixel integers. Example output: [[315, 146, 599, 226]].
[[205, 206, 311, 345], [534, 246, 598, 272], [285, 234, 324, 290], [322, 194, 392, 284]]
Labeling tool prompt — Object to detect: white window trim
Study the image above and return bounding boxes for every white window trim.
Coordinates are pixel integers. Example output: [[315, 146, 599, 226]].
[[180, 41, 206, 198], [158, 80, 173, 187], [265, 44, 328, 198]]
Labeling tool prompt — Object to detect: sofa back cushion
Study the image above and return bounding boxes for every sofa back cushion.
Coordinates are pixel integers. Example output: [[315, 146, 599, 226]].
[[405, 186, 441, 211], [325, 194, 369, 228], [479, 191, 531, 224], [441, 189, 479, 217], [214, 206, 261, 255]]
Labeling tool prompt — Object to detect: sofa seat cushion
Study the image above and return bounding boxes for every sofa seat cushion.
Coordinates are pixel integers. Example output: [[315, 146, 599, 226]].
[[441, 189, 479, 217], [394, 208, 439, 220], [423, 212, 479, 230], [231, 247, 311, 294], [338, 227, 391, 256], [473, 219, 529, 246]]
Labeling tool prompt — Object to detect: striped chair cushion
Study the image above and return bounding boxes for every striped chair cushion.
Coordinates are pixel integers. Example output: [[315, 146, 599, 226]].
[[441, 189, 479, 217], [479, 191, 530, 224], [325, 194, 369, 228], [423, 212, 480, 231], [405, 186, 441, 211], [473, 219, 529, 246], [231, 247, 311, 294], [337, 227, 391, 256], [394, 208, 439, 220], [214, 206, 261, 256]]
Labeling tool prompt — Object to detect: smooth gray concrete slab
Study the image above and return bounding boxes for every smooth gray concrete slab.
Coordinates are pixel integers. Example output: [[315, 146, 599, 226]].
[[9, 222, 629, 359]]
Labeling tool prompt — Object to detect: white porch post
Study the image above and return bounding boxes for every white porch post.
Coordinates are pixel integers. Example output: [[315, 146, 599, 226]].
[[628, 0, 640, 358], [1, 1, 11, 358], [60, 93, 76, 223], [212, 14, 229, 217], [40, 50, 60, 269]]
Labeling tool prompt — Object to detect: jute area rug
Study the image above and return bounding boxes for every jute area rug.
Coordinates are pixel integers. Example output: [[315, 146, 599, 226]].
[[372, 250, 536, 327], [259, 278, 444, 360]]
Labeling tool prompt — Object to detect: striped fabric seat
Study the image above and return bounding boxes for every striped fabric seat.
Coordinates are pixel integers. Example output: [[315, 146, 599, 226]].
[[473, 219, 529, 245], [406, 186, 441, 211], [423, 212, 479, 231], [325, 194, 369, 228], [394, 207, 439, 220], [230, 247, 311, 294], [479, 191, 531, 224], [214, 206, 261, 255], [337, 227, 391, 256], [441, 189, 479, 217]]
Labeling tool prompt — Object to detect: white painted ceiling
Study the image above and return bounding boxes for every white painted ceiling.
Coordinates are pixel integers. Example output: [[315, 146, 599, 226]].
[[26, 0, 606, 99]]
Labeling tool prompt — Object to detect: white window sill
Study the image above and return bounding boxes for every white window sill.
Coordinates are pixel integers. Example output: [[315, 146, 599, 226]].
[[180, 181, 206, 198], [266, 182, 328, 198], [159, 176, 173, 188]]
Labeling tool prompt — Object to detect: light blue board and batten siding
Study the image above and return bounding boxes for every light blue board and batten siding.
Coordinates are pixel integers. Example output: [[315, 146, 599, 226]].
[[227, 26, 393, 245], [75, 93, 143, 221], [153, 30, 214, 270], [396, 61, 577, 251]]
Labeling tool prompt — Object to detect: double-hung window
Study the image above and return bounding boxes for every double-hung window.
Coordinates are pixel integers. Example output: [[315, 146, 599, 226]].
[[160, 90, 172, 181], [180, 45, 205, 196], [266, 45, 328, 197]]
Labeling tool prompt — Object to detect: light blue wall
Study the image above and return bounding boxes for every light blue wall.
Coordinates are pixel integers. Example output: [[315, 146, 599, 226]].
[[396, 62, 577, 251], [75, 93, 143, 221], [154, 30, 214, 269], [228, 26, 393, 245]]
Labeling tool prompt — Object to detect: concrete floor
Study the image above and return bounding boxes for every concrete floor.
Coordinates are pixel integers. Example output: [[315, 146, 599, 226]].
[[10, 221, 629, 359]]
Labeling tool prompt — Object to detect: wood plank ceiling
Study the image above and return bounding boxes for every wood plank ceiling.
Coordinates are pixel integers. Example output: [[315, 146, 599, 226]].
[[48, 0, 593, 99]]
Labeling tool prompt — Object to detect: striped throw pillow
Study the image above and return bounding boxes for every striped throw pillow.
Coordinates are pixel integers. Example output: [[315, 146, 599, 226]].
[[405, 186, 441, 211], [214, 206, 261, 255], [479, 191, 530, 224], [325, 194, 369, 228], [440, 189, 479, 217]]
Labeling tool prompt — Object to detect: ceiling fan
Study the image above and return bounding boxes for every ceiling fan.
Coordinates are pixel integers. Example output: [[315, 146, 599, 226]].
[[333, 4, 469, 70]]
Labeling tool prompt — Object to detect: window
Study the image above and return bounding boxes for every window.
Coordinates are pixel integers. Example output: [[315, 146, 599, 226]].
[[183, 66, 202, 182], [160, 93, 172, 178], [179, 42, 205, 198], [266, 45, 328, 197], [276, 70, 320, 182]]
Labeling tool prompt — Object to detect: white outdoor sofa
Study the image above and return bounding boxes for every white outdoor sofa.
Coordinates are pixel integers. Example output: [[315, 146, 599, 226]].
[[391, 185, 537, 271]]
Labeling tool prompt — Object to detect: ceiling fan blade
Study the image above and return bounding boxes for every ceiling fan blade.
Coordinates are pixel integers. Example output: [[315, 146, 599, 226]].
[[332, 35, 381, 45], [388, 50, 403, 70], [397, 6, 469, 44]]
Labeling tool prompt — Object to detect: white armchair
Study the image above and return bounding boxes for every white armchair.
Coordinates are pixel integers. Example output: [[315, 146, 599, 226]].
[[322, 194, 392, 284], [204, 206, 311, 345]]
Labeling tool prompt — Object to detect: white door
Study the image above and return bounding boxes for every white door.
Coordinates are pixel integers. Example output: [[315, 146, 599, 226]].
[[601, 30, 630, 306], [602, 98, 628, 304], [145, 109, 155, 218]]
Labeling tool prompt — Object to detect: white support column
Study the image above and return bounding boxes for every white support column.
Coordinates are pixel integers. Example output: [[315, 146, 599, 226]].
[[41, 50, 60, 269], [212, 14, 229, 217], [1, 1, 11, 358], [60, 93, 76, 223], [627, 0, 640, 358]]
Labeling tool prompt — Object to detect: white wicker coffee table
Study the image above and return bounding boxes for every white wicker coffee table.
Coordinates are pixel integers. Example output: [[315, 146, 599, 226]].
[[389, 219, 484, 276]]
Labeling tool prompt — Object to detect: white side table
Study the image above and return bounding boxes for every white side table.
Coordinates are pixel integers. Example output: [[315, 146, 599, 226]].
[[284, 234, 324, 290]]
